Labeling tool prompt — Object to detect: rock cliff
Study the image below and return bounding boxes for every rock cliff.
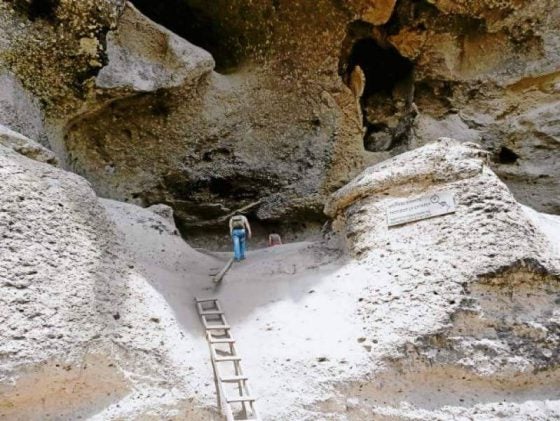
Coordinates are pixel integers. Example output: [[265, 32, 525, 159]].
[[1, 1, 558, 244]]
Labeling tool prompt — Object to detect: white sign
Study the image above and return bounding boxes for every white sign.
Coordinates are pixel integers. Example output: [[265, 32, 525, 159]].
[[386, 191, 456, 227]]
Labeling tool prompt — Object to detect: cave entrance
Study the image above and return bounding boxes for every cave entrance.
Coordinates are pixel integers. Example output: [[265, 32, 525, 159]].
[[346, 38, 413, 101], [129, 0, 239, 72], [340, 24, 415, 152]]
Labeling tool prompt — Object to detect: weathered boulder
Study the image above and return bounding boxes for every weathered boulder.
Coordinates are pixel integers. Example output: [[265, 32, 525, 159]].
[[0, 123, 57, 166], [96, 3, 214, 92], [322, 138, 560, 419], [0, 138, 216, 419]]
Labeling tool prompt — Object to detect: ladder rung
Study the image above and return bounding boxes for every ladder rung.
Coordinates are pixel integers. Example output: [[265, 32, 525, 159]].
[[195, 298, 217, 303], [215, 356, 241, 362], [226, 396, 255, 403], [209, 338, 236, 344], [220, 375, 248, 382], [206, 324, 230, 330], [201, 310, 224, 315]]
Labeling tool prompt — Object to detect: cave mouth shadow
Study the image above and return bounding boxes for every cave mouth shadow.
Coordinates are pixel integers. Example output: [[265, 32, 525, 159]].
[[129, 0, 240, 72], [346, 37, 413, 101], [339, 21, 415, 153], [12, 0, 60, 21], [176, 213, 326, 252]]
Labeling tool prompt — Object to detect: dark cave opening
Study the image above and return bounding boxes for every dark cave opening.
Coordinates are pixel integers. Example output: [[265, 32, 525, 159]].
[[340, 27, 415, 152], [346, 38, 413, 101], [129, 0, 238, 72], [10, 0, 59, 21], [497, 147, 519, 165], [180, 218, 325, 251]]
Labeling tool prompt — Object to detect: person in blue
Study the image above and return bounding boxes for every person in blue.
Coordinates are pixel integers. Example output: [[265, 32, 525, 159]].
[[229, 214, 252, 261]]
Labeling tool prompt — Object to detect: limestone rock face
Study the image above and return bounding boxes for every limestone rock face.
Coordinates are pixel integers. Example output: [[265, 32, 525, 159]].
[[324, 138, 560, 419], [0, 0, 125, 113], [1, 128, 559, 419], [60, 1, 364, 243], [1, 0, 559, 241], [66, 0, 560, 223], [0, 142, 215, 420], [1, 1, 559, 417]]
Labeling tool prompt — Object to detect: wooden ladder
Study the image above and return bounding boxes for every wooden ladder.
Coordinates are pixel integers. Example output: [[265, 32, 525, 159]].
[[195, 298, 260, 421]]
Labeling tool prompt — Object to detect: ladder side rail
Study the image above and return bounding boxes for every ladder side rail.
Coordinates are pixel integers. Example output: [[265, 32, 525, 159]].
[[231, 347, 258, 420], [216, 301, 258, 420], [197, 300, 232, 419], [230, 358, 249, 417], [209, 336, 236, 421], [229, 342, 249, 416], [206, 333, 223, 414], [197, 298, 260, 420], [243, 381, 259, 420]]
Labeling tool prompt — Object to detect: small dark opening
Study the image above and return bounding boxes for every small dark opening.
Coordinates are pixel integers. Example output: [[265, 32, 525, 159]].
[[346, 38, 413, 100], [11, 0, 59, 21], [208, 178, 233, 196], [151, 100, 171, 117], [130, 0, 238, 72], [208, 178, 258, 200], [341, 32, 414, 152], [497, 147, 519, 164], [30, 0, 58, 20]]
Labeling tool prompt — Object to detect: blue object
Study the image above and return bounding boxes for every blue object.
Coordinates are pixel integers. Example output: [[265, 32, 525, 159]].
[[232, 228, 246, 261]]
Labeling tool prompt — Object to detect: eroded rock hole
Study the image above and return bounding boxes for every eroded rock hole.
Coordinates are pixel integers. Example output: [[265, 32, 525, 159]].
[[130, 0, 239, 72], [347, 38, 413, 100], [10, 0, 59, 21], [340, 22, 415, 153], [497, 147, 519, 165]]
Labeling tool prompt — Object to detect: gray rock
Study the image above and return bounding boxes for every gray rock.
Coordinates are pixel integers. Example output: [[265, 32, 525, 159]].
[[0, 70, 45, 144], [0, 124, 57, 166], [147, 203, 175, 225], [96, 3, 214, 92], [0, 144, 204, 419]]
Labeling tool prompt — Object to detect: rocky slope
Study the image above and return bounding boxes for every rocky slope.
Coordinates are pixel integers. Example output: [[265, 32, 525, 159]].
[[323, 139, 560, 419]]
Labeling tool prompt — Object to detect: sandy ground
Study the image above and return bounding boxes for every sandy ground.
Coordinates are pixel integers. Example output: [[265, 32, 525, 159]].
[[101, 199, 387, 419]]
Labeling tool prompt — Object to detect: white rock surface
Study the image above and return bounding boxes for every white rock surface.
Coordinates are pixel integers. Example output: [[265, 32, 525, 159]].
[[324, 138, 560, 419], [146, 203, 176, 225]]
